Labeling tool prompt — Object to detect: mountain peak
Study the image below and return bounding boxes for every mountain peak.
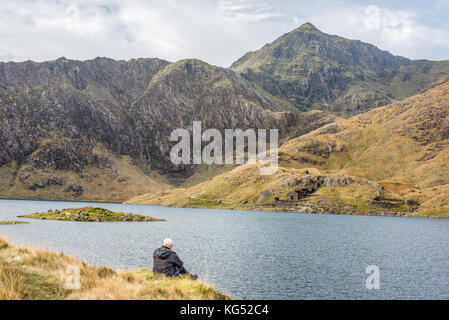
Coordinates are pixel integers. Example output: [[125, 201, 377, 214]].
[[295, 22, 321, 33], [231, 22, 449, 114]]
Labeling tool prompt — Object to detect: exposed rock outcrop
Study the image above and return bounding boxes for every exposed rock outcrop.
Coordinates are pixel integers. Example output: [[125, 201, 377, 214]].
[[0, 57, 337, 201]]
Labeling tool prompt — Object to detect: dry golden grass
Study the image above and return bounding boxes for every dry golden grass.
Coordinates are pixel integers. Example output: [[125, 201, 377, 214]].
[[128, 78, 449, 217], [377, 182, 418, 196], [0, 237, 228, 300], [127, 163, 312, 208], [277, 78, 449, 216]]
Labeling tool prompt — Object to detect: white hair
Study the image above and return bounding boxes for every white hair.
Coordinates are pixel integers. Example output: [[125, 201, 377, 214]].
[[163, 238, 173, 247]]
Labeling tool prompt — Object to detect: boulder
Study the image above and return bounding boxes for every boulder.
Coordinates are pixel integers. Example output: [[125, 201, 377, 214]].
[[297, 206, 314, 213], [255, 189, 272, 204], [324, 174, 354, 187]]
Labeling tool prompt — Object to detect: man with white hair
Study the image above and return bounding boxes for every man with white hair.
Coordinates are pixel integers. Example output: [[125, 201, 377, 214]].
[[153, 238, 198, 280]]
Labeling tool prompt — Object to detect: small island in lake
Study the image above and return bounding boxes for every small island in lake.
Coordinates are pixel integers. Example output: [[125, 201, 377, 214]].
[[19, 206, 166, 222], [0, 221, 29, 225]]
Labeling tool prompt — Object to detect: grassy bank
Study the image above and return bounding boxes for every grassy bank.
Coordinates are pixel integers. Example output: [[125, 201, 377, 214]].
[[0, 237, 228, 300], [127, 164, 433, 218]]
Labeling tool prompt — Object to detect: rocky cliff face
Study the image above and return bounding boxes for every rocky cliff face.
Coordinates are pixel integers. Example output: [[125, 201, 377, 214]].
[[231, 23, 449, 115], [0, 57, 335, 200], [0, 57, 169, 166]]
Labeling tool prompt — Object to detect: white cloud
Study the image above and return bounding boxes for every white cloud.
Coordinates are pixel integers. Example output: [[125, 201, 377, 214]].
[[0, 0, 298, 66], [0, 52, 15, 61], [218, 0, 285, 23], [363, 5, 447, 46], [0, 0, 448, 66], [305, 4, 449, 60]]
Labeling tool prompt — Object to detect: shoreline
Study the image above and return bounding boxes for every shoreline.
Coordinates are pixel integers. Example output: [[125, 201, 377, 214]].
[[0, 196, 445, 219], [132, 200, 448, 219], [0, 236, 229, 300]]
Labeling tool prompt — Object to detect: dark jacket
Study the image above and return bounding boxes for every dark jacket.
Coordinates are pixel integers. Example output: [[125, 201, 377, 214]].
[[153, 246, 186, 276]]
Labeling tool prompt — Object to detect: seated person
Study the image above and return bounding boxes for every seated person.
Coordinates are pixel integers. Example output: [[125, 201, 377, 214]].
[[153, 238, 198, 280]]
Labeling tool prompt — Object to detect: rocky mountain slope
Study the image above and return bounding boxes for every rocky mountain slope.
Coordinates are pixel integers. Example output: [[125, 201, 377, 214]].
[[231, 23, 449, 115], [130, 77, 449, 217], [2, 24, 449, 202], [0, 57, 335, 201]]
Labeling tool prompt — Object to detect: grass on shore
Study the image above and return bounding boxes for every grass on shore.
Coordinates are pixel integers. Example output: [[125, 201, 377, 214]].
[[0, 221, 29, 225], [0, 237, 228, 300]]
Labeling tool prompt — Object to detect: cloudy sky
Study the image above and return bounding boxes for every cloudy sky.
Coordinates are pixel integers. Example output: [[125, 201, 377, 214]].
[[1, 0, 449, 67]]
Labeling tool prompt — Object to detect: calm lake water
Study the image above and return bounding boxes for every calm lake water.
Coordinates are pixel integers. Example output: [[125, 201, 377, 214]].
[[0, 199, 448, 299]]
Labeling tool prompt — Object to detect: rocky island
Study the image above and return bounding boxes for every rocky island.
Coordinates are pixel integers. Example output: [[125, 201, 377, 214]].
[[19, 206, 165, 222]]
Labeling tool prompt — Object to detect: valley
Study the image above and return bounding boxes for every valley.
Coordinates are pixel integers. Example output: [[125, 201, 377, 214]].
[[1, 23, 449, 217]]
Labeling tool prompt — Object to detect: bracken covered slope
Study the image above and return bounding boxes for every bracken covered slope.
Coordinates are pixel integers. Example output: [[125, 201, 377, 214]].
[[130, 78, 449, 217]]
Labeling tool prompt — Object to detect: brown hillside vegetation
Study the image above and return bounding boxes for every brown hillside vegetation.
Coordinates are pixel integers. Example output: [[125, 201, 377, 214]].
[[0, 144, 171, 202], [0, 237, 228, 300], [129, 78, 449, 217]]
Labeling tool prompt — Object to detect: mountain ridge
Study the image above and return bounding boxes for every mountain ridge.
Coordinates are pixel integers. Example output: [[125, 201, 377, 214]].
[[0, 56, 336, 200], [231, 22, 449, 115], [1, 24, 449, 203]]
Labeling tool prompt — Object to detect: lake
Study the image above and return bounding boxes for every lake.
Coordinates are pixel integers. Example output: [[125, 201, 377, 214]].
[[0, 199, 448, 299]]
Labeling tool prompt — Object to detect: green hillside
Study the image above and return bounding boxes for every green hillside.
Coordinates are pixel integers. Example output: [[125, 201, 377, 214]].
[[231, 23, 449, 115]]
